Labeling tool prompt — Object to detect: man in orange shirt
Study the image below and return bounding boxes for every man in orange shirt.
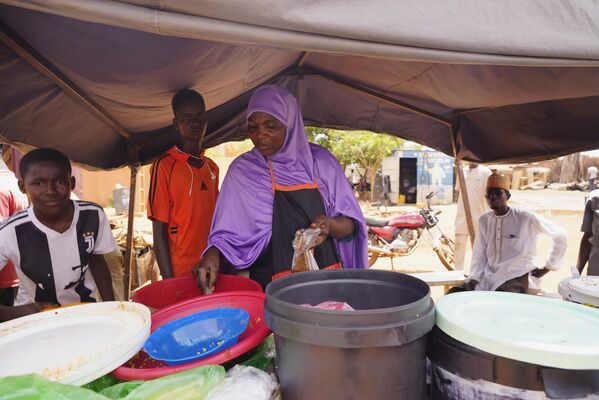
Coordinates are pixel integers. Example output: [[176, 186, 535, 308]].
[[147, 89, 219, 278]]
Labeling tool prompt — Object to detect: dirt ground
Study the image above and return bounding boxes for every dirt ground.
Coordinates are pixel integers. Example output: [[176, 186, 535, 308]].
[[364, 189, 589, 300]]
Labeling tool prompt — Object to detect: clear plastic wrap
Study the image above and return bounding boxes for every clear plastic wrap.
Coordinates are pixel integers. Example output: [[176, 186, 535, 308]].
[[205, 365, 278, 400], [291, 228, 320, 273]]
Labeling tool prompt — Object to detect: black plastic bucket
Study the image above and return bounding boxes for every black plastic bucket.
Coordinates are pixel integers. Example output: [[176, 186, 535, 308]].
[[428, 327, 599, 399], [264, 269, 435, 400]]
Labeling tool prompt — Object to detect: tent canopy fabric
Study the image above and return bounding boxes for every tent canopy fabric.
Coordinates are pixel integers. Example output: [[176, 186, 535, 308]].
[[2, 0, 599, 169]]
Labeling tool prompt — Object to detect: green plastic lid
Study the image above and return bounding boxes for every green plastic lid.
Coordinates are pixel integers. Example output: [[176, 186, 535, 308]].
[[436, 292, 599, 370]]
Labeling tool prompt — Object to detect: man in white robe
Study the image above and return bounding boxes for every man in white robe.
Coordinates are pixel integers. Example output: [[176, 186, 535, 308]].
[[465, 173, 567, 293]]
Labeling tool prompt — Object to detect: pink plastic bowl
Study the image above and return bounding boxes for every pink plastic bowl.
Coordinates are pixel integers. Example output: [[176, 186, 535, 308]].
[[113, 291, 270, 381], [131, 274, 262, 310]]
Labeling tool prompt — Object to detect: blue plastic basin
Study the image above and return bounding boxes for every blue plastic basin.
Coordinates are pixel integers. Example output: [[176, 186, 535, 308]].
[[144, 307, 250, 366]]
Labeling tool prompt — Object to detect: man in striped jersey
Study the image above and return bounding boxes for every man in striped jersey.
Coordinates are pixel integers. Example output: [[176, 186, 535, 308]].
[[0, 148, 115, 321]]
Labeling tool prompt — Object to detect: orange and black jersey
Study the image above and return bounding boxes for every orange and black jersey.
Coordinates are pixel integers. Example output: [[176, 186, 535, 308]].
[[147, 146, 219, 277]]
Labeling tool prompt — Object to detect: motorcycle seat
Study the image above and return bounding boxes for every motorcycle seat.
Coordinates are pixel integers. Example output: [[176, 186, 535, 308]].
[[365, 217, 388, 227]]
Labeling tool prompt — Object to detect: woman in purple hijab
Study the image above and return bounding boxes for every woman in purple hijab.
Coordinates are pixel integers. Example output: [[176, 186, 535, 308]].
[[195, 85, 368, 289]]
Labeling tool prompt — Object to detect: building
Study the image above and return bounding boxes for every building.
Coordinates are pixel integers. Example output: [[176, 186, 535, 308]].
[[381, 149, 454, 205]]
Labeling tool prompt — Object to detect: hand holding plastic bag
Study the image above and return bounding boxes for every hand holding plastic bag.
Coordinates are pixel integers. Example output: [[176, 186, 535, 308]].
[[291, 228, 320, 273]]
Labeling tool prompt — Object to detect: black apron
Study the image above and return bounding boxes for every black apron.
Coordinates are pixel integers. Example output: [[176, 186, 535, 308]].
[[249, 161, 340, 289]]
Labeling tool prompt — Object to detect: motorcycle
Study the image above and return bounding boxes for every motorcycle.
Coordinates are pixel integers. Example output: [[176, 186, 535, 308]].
[[366, 192, 455, 270]]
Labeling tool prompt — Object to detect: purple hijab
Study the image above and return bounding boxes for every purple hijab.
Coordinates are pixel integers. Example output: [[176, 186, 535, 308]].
[[206, 85, 368, 269]]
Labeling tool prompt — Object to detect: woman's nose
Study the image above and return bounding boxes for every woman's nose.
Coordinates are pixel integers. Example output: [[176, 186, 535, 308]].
[[255, 126, 269, 139]]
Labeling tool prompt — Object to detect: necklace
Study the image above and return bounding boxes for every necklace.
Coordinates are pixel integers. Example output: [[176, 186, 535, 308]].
[[175, 147, 216, 180]]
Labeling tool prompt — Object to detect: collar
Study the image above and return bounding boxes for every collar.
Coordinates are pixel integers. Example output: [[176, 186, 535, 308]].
[[492, 207, 512, 219], [167, 145, 205, 163]]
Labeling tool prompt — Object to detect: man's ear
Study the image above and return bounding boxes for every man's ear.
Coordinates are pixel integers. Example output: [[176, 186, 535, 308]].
[[70, 176, 76, 190], [506, 191, 511, 200], [173, 118, 178, 131], [18, 179, 26, 194]]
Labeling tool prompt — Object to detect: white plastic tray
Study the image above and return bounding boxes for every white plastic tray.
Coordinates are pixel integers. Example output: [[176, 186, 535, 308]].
[[0, 301, 151, 385], [436, 291, 599, 370], [559, 276, 599, 307], [569, 276, 599, 298]]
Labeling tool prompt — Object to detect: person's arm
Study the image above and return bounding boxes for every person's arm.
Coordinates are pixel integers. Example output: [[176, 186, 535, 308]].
[[89, 254, 115, 301], [152, 220, 174, 279], [531, 213, 567, 276], [0, 303, 44, 322], [88, 208, 118, 301], [576, 199, 595, 274], [577, 231, 592, 274], [310, 214, 355, 248], [192, 247, 220, 292]]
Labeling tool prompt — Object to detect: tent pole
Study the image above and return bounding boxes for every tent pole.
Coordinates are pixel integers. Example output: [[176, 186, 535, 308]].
[[449, 127, 476, 247], [296, 52, 309, 108], [123, 164, 139, 300], [0, 22, 131, 140]]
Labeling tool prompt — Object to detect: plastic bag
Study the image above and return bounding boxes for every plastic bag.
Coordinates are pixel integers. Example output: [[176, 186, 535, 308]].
[[291, 228, 320, 273], [242, 335, 276, 371], [100, 381, 143, 399], [205, 366, 278, 400], [121, 365, 225, 400], [301, 300, 355, 311], [0, 374, 109, 399], [83, 374, 121, 393]]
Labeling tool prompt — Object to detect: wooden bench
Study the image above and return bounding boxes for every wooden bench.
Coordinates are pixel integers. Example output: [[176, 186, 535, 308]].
[[409, 271, 466, 293]]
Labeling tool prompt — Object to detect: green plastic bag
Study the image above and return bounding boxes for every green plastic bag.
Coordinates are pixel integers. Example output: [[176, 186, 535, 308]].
[[100, 381, 143, 399], [0, 374, 109, 400], [83, 375, 121, 393], [242, 335, 276, 371], [122, 365, 225, 400]]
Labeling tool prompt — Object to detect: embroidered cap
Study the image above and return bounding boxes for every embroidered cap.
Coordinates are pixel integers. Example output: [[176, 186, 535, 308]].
[[487, 173, 510, 192]]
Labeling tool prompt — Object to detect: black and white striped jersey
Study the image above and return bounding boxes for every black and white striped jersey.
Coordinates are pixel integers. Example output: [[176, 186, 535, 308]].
[[0, 200, 117, 306]]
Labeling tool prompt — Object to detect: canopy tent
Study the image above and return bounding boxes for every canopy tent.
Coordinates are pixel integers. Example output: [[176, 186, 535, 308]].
[[3, 0, 599, 296], [2, 0, 599, 170]]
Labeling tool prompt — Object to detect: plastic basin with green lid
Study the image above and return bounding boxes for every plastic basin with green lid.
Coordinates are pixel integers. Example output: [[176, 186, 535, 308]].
[[436, 291, 599, 370]]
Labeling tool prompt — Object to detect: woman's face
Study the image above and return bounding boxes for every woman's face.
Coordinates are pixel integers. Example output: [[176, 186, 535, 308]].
[[248, 112, 286, 157]]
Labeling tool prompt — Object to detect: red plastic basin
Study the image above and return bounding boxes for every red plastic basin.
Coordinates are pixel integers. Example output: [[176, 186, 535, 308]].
[[131, 274, 262, 310], [112, 291, 270, 381]]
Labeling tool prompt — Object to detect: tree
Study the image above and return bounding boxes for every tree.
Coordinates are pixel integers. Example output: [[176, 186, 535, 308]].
[[559, 152, 583, 183], [307, 128, 402, 202]]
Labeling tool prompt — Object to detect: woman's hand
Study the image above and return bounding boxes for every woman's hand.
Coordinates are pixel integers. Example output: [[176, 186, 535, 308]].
[[310, 215, 331, 248], [309, 215, 356, 248], [192, 247, 221, 293]]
